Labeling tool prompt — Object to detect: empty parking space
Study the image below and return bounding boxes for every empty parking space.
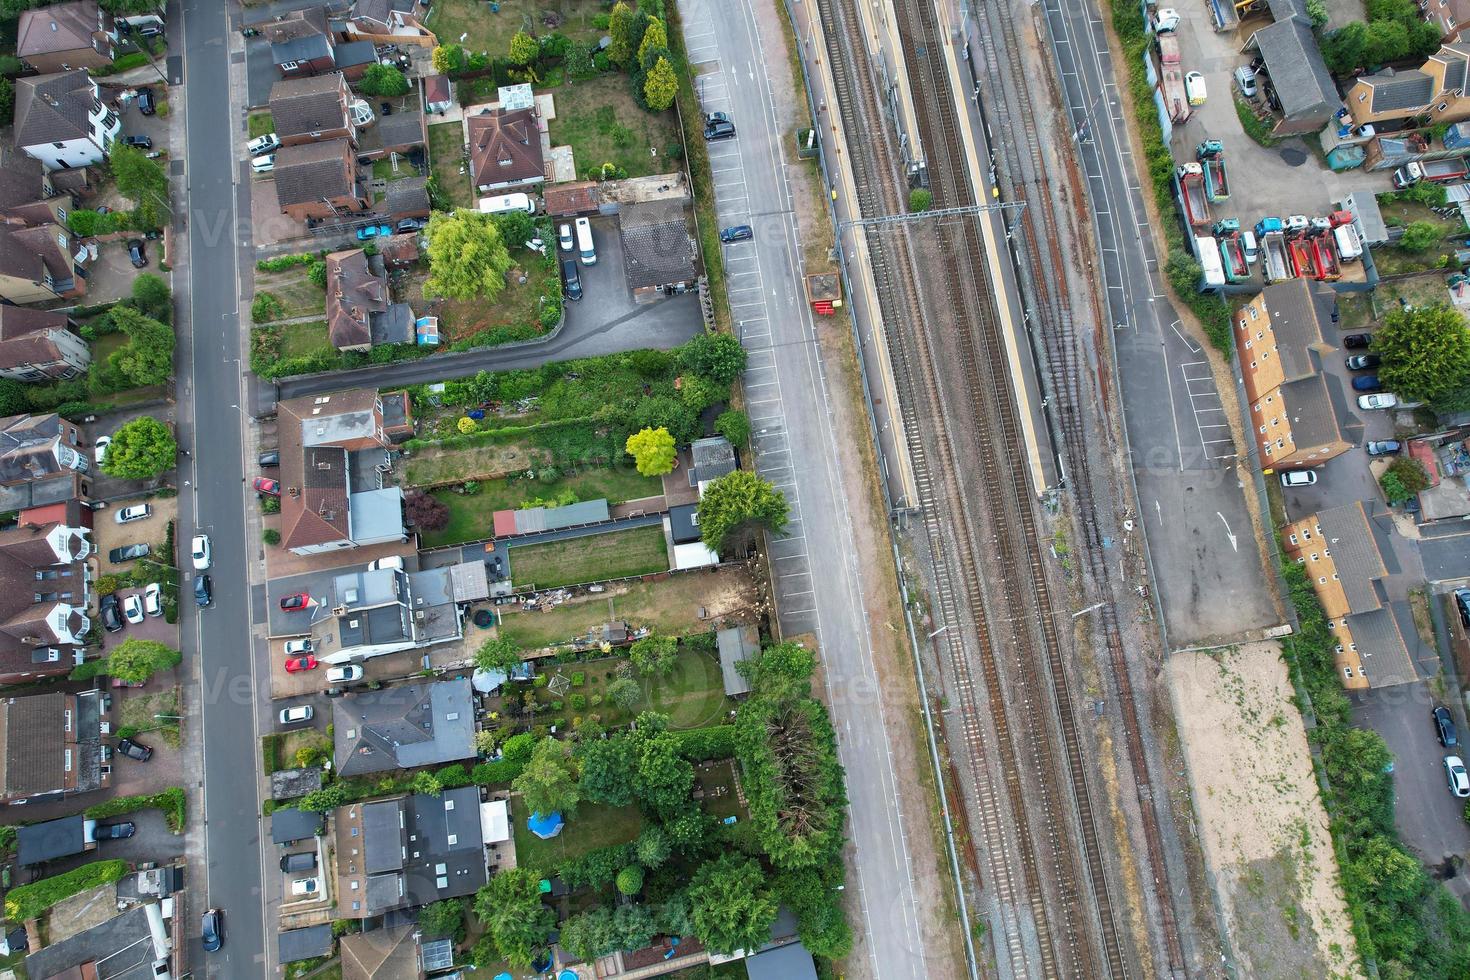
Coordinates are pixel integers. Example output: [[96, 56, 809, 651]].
[[1180, 360, 1236, 462]]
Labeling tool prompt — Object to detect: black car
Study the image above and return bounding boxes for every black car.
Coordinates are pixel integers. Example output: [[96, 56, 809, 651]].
[[136, 87, 156, 116], [1342, 333, 1372, 349], [703, 119, 736, 141], [1456, 588, 1470, 630], [1436, 705, 1459, 747], [117, 738, 153, 762], [561, 259, 582, 301], [201, 908, 223, 953], [280, 851, 317, 872], [95, 821, 135, 840], [122, 135, 152, 149], [258, 449, 280, 468], [1346, 353, 1380, 371], [127, 239, 147, 268], [396, 217, 427, 233], [108, 543, 150, 563], [99, 593, 124, 633], [194, 574, 212, 608], [720, 225, 753, 243]]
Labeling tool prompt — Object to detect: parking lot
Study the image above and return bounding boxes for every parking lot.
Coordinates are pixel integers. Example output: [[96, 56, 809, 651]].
[[91, 496, 176, 575]]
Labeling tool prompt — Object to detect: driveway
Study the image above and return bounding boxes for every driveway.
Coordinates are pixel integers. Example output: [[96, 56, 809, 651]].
[[1421, 527, 1470, 583], [85, 405, 178, 503], [101, 587, 179, 652], [92, 497, 176, 574], [1353, 681, 1470, 866], [38, 809, 185, 879]]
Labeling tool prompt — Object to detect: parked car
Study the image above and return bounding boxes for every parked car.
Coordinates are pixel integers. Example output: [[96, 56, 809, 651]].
[[191, 534, 212, 571], [136, 86, 156, 115], [1184, 71, 1207, 105], [279, 592, 311, 611], [720, 225, 753, 243], [247, 133, 280, 156], [1343, 333, 1372, 349], [127, 239, 147, 268], [280, 852, 316, 872], [558, 223, 574, 252], [95, 821, 135, 840], [705, 111, 730, 125], [356, 223, 391, 240], [123, 594, 145, 625], [396, 217, 427, 233], [201, 909, 224, 953], [561, 259, 582, 301], [1436, 705, 1459, 747], [1457, 588, 1470, 630], [1279, 470, 1317, 487], [117, 738, 153, 762], [1365, 440, 1401, 456], [122, 134, 152, 149], [253, 477, 280, 496], [100, 593, 123, 632], [1358, 393, 1399, 410], [1345, 353, 1380, 370], [279, 705, 313, 724], [704, 119, 736, 141], [290, 876, 321, 896], [1234, 65, 1258, 98], [325, 664, 364, 684], [284, 656, 317, 673], [1351, 374, 1382, 392], [94, 435, 111, 465], [194, 574, 212, 607], [258, 449, 280, 468], [143, 582, 162, 617], [1447, 755, 1470, 798], [109, 543, 150, 563], [115, 504, 152, 524], [284, 639, 313, 655], [250, 154, 275, 174]]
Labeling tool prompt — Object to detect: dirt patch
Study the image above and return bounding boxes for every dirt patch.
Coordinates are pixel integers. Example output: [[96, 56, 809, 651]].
[[1168, 644, 1362, 978]]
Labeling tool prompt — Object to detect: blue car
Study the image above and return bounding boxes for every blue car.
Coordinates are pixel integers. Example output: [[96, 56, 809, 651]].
[[194, 574, 212, 607], [355, 224, 391, 240], [1351, 374, 1382, 392], [720, 225, 753, 243]]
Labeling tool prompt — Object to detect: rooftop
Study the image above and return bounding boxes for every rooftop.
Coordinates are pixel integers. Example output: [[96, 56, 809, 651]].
[[25, 903, 169, 980], [274, 138, 359, 208], [17, 813, 87, 866], [14, 71, 97, 151], [269, 73, 350, 139], [333, 678, 476, 777], [270, 806, 324, 844], [278, 924, 334, 964], [717, 624, 759, 696], [17, 1, 105, 60], [1315, 501, 1387, 614], [619, 201, 696, 289], [1250, 18, 1339, 120], [465, 105, 545, 187]]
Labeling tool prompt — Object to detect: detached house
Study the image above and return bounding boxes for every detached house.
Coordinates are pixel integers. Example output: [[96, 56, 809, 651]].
[[1347, 44, 1470, 127], [324, 248, 414, 351], [0, 308, 89, 382], [14, 71, 120, 171], [16, 1, 115, 74], [466, 106, 545, 193]]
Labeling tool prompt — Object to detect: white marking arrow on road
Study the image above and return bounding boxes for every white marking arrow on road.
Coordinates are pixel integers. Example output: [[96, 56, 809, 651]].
[[1217, 511, 1237, 551]]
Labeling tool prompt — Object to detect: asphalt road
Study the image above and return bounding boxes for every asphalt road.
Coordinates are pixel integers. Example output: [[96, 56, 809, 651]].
[[179, 1, 268, 975]]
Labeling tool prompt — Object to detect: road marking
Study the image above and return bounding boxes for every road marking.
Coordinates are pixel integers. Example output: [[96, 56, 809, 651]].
[[1217, 512, 1238, 551]]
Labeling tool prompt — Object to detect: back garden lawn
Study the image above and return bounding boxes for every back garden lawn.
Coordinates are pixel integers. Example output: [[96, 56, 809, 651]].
[[508, 525, 669, 589], [510, 796, 642, 875], [549, 83, 683, 180]]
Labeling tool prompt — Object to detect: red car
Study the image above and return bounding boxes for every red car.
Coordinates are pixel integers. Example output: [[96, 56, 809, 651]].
[[253, 477, 281, 497], [279, 593, 311, 611], [284, 656, 318, 673]]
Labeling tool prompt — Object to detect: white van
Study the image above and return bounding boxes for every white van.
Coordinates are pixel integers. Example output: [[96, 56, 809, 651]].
[[575, 216, 596, 266], [251, 153, 275, 173], [478, 193, 536, 216]]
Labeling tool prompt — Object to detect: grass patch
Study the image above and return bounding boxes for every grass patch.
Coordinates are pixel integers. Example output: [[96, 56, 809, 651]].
[[425, 0, 606, 61], [279, 321, 332, 358], [548, 83, 682, 181], [508, 525, 668, 589], [1336, 292, 1375, 331], [437, 273, 548, 345], [695, 760, 746, 821], [255, 271, 326, 319], [419, 468, 663, 548], [1234, 98, 1280, 147], [249, 112, 274, 138], [1378, 274, 1452, 310], [428, 122, 474, 211], [405, 439, 540, 487], [119, 687, 181, 748], [509, 795, 642, 874], [644, 649, 730, 728]]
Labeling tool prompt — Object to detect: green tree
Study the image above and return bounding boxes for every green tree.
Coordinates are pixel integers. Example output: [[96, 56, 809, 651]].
[[697, 470, 790, 554], [474, 868, 555, 968], [630, 396, 698, 445], [608, 1, 635, 66], [625, 426, 677, 476], [512, 737, 580, 816], [492, 208, 536, 250], [411, 770, 443, 797], [1398, 220, 1442, 252], [101, 416, 176, 479], [109, 145, 168, 227], [559, 907, 618, 960], [432, 43, 465, 74], [476, 635, 522, 674], [419, 898, 466, 940], [688, 855, 778, 955], [424, 211, 514, 301], [775, 868, 853, 959], [629, 633, 678, 677], [638, 17, 667, 64], [643, 56, 677, 112], [633, 735, 694, 817], [1385, 457, 1431, 495], [0, 78, 14, 123], [616, 864, 645, 895], [612, 903, 656, 950], [130, 273, 172, 323], [108, 306, 175, 387], [909, 187, 933, 212], [578, 735, 637, 806], [663, 808, 711, 850], [1374, 304, 1470, 406], [635, 823, 671, 867], [655, 891, 693, 935], [606, 675, 643, 710], [715, 409, 750, 447], [103, 638, 181, 683], [681, 332, 747, 384], [509, 30, 539, 67], [1305, 0, 1328, 26], [358, 63, 410, 97]]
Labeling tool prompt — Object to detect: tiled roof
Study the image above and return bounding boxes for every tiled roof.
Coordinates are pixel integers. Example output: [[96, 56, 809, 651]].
[[0, 308, 68, 372], [1258, 278, 1332, 381], [324, 248, 389, 349], [544, 180, 600, 215], [424, 74, 451, 106], [1344, 608, 1417, 686], [269, 73, 350, 139], [14, 71, 97, 148], [264, 6, 328, 43], [384, 175, 429, 218], [619, 202, 695, 289], [1315, 502, 1386, 614], [1250, 19, 1339, 119], [466, 106, 544, 187], [278, 388, 380, 548], [1278, 376, 1343, 451], [1365, 69, 1436, 112], [0, 692, 64, 796], [17, 1, 104, 59], [274, 139, 357, 207]]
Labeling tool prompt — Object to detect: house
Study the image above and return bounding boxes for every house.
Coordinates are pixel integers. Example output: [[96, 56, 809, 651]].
[[0, 146, 73, 230], [358, 107, 427, 161], [271, 806, 324, 845], [0, 221, 88, 303], [384, 176, 431, 221], [324, 248, 414, 351], [274, 139, 372, 224], [277, 388, 405, 555], [619, 201, 697, 300], [332, 678, 476, 777], [1241, 18, 1339, 135], [270, 73, 357, 147], [423, 74, 453, 114], [16, 1, 115, 74], [25, 903, 171, 980], [544, 180, 601, 217], [300, 561, 475, 664], [0, 308, 88, 383], [465, 106, 545, 193], [14, 71, 120, 171], [1282, 501, 1419, 689], [1428, 0, 1470, 41], [1347, 44, 1470, 127], [342, 0, 436, 45], [670, 501, 719, 570], [265, 8, 336, 78], [341, 924, 426, 979], [1233, 280, 1350, 470], [0, 511, 96, 683], [0, 413, 90, 516], [279, 924, 335, 965], [1, 690, 106, 803], [334, 785, 488, 917], [17, 813, 94, 866]]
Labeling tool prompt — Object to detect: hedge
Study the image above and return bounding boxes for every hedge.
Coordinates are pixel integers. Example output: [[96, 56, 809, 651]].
[[5, 860, 128, 922], [85, 787, 186, 833], [256, 253, 317, 272], [669, 724, 736, 761]]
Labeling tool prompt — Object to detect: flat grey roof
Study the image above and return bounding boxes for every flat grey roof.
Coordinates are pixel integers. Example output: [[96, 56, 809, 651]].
[[18, 813, 86, 866], [746, 942, 820, 980], [270, 807, 323, 844], [278, 924, 334, 964], [717, 625, 759, 696]]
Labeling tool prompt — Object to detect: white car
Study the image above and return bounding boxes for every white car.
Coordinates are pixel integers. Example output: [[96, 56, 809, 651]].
[[279, 705, 313, 725], [289, 877, 321, 897], [143, 583, 162, 617], [94, 435, 112, 465], [247, 133, 280, 156], [1357, 392, 1399, 410], [1279, 470, 1317, 488], [250, 153, 275, 173], [123, 594, 145, 625], [1184, 71, 1207, 106], [325, 664, 364, 684], [190, 534, 212, 570], [1234, 65, 1258, 98], [1447, 755, 1470, 797], [115, 504, 151, 524], [558, 223, 574, 252], [283, 639, 313, 655]]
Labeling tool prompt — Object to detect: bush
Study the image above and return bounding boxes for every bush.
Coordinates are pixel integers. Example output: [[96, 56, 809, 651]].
[[262, 528, 281, 546], [85, 787, 186, 832], [715, 409, 750, 446], [5, 861, 128, 921], [1398, 220, 1442, 252], [251, 292, 286, 324], [908, 188, 933, 212], [669, 724, 737, 761], [256, 253, 315, 272]]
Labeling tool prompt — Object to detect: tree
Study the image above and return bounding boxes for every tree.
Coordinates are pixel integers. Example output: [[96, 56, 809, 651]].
[[1374, 303, 1470, 406], [635, 823, 671, 867], [1386, 457, 1431, 495], [688, 855, 778, 955], [697, 471, 790, 554], [909, 187, 933, 212], [739, 641, 815, 697], [0, 77, 13, 123], [655, 891, 693, 936], [419, 898, 466, 941], [625, 427, 676, 476], [457, 416, 477, 434], [509, 30, 539, 67], [681, 332, 747, 384], [108, 306, 174, 387], [663, 808, 711, 850], [559, 907, 618, 960], [432, 43, 465, 75], [608, 1, 635, 66], [423, 211, 514, 301], [130, 273, 172, 323], [101, 416, 175, 479], [405, 491, 450, 532], [109, 145, 168, 227], [578, 736, 638, 806], [474, 868, 555, 967], [612, 903, 656, 950], [360, 64, 410, 97], [633, 735, 694, 816], [476, 635, 522, 675], [629, 633, 678, 677], [715, 409, 750, 447], [616, 864, 645, 895], [629, 397, 697, 444], [1398, 220, 1442, 252], [411, 770, 443, 797], [638, 18, 668, 64], [512, 737, 580, 816], [1322, 22, 1370, 74], [606, 676, 643, 710], [775, 868, 853, 959], [678, 374, 721, 413], [492, 209, 536, 250], [104, 638, 181, 683]]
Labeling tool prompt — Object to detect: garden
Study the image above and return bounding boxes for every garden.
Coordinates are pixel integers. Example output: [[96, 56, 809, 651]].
[[427, 122, 474, 211], [506, 524, 670, 589], [549, 83, 684, 182]]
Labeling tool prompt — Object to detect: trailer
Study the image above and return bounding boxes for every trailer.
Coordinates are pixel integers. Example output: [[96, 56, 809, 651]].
[[1196, 236, 1226, 290], [1212, 219, 1249, 282], [1196, 140, 1229, 201], [1175, 163, 1211, 231], [1155, 30, 1190, 123], [1308, 219, 1339, 280], [1255, 217, 1292, 282], [1392, 156, 1470, 187], [1287, 235, 1319, 279]]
